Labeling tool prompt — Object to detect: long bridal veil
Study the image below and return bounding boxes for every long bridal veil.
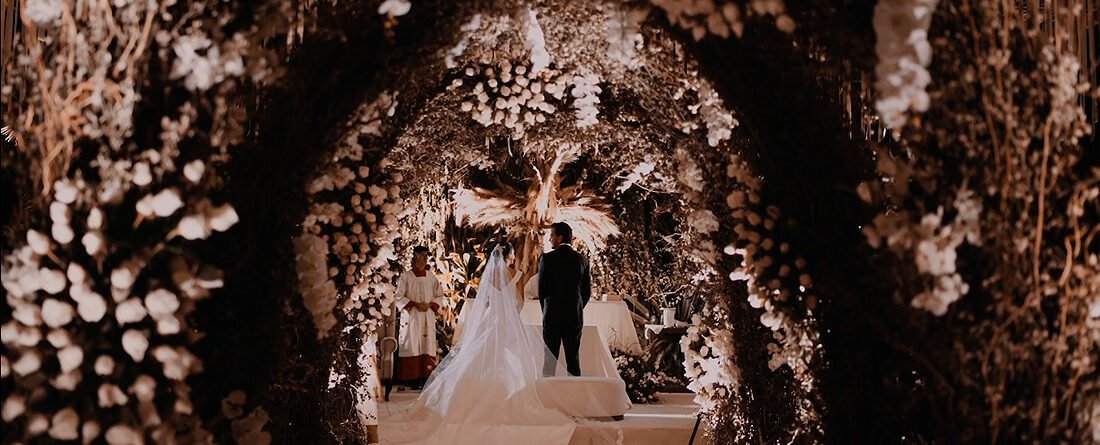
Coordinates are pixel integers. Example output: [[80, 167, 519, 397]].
[[380, 245, 607, 445]]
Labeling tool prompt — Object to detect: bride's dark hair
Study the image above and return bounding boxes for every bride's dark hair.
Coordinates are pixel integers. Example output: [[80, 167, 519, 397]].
[[494, 241, 513, 258]]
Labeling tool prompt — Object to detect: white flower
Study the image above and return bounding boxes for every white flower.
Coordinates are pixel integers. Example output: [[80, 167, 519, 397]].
[[377, 0, 411, 16], [122, 329, 149, 362], [51, 369, 81, 390], [98, 383, 129, 407], [25, 0, 62, 26], [151, 188, 184, 217], [58, 346, 84, 373], [49, 408, 80, 440], [40, 268, 68, 294], [153, 346, 196, 380], [208, 204, 239, 232], [571, 70, 602, 128], [13, 303, 42, 326], [67, 263, 87, 285], [110, 263, 139, 291], [27, 413, 49, 436], [13, 351, 42, 376], [95, 355, 115, 376], [28, 229, 51, 255], [2, 395, 26, 421], [873, 0, 939, 129], [184, 160, 206, 183], [171, 34, 220, 92], [105, 424, 144, 445], [50, 201, 70, 224], [77, 292, 108, 322], [46, 326, 73, 346], [82, 231, 106, 256], [54, 179, 79, 204], [156, 317, 181, 335], [115, 298, 148, 325], [178, 214, 212, 240], [82, 421, 101, 442], [132, 162, 153, 186], [130, 375, 157, 402], [42, 298, 75, 327], [144, 289, 180, 317], [87, 207, 104, 230], [51, 223, 74, 244]]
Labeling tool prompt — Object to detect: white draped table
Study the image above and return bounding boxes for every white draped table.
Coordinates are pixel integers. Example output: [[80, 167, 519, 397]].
[[449, 302, 631, 419], [519, 300, 643, 354], [525, 325, 631, 419]]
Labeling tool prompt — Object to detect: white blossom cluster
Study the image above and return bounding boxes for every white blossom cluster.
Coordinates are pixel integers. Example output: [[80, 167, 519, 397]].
[[605, 7, 648, 70], [454, 61, 571, 138], [680, 314, 743, 413], [864, 187, 981, 316], [675, 149, 720, 267], [294, 234, 339, 338], [612, 348, 671, 404], [2, 164, 238, 443], [344, 167, 404, 333], [297, 95, 406, 338], [720, 153, 823, 433], [872, 0, 939, 129], [169, 32, 247, 93], [651, 0, 795, 41], [571, 69, 603, 128], [690, 84, 739, 147]]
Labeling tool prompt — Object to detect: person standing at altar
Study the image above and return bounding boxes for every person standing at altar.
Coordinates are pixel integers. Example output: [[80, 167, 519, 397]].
[[394, 245, 446, 389]]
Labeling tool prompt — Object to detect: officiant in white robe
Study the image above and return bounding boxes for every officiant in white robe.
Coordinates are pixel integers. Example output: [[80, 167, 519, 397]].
[[394, 246, 446, 386]]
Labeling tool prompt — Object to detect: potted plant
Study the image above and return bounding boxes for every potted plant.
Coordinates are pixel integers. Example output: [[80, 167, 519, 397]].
[[659, 291, 682, 327]]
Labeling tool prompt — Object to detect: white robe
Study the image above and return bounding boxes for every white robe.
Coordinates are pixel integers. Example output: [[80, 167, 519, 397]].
[[394, 270, 446, 358]]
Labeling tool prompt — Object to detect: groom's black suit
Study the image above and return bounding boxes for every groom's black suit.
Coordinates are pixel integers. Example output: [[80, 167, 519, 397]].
[[537, 244, 591, 376]]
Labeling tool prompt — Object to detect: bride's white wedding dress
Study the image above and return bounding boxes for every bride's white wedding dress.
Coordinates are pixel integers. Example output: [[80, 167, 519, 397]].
[[379, 247, 617, 445]]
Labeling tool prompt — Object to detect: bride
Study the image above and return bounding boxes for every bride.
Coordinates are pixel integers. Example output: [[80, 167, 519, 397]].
[[380, 243, 609, 445]]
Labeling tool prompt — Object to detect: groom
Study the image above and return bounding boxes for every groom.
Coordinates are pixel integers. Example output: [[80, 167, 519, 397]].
[[538, 222, 592, 377]]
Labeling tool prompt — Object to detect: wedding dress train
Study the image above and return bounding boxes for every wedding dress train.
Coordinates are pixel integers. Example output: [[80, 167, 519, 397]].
[[380, 246, 618, 445]]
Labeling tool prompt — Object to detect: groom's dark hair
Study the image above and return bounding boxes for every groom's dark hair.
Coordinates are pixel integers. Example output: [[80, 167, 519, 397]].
[[550, 222, 573, 243]]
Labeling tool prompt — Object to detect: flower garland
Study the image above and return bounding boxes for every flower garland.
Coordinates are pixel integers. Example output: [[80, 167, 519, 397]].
[[297, 93, 404, 339], [651, 0, 795, 41], [720, 153, 825, 438], [872, 0, 939, 130]]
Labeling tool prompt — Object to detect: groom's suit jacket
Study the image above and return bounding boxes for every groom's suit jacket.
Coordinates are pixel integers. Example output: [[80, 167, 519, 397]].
[[537, 244, 592, 326]]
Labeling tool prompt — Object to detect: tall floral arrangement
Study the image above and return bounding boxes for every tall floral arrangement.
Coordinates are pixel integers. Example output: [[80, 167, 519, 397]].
[[861, 1, 1099, 441], [1, 0, 278, 441]]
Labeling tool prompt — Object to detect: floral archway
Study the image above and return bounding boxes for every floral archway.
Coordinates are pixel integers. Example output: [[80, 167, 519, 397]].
[[1, 0, 1097, 444]]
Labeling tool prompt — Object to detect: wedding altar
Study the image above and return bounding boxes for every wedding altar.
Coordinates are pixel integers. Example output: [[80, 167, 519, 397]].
[[528, 324, 632, 419], [520, 301, 642, 354], [453, 300, 641, 354]]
